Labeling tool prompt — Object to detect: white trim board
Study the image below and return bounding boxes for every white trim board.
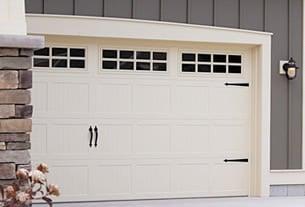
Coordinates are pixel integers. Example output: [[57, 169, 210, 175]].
[[25, 14, 271, 44], [26, 14, 272, 197]]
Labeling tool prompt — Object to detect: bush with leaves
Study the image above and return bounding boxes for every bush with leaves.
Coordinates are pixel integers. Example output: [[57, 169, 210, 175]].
[[0, 163, 60, 207]]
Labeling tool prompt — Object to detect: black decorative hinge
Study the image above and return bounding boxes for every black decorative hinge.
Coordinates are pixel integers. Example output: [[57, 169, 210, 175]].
[[224, 158, 248, 163], [225, 83, 249, 87]]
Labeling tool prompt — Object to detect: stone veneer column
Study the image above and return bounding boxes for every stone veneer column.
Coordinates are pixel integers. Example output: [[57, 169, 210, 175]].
[[0, 35, 44, 186]]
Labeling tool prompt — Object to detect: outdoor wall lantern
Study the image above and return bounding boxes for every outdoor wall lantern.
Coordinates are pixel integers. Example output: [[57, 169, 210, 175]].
[[282, 57, 299, 80]]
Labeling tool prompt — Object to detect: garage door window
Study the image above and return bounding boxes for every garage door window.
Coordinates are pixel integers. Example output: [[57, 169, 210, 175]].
[[101, 49, 167, 72], [33, 46, 86, 69], [181, 52, 242, 74]]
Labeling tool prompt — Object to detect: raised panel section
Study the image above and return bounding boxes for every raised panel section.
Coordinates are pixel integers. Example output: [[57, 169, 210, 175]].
[[211, 123, 249, 154], [32, 81, 48, 113], [104, 0, 132, 18], [31, 123, 47, 155], [75, 0, 103, 16], [50, 164, 89, 197], [95, 84, 131, 113], [172, 125, 210, 153], [49, 82, 89, 113], [173, 85, 208, 114], [214, 0, 239, 28], [211, 163, 248, 194], [189, 0, 213, 25], [48, 124, 90, 155], [161, 0, 187, 23], [133, 125, 170, 154], [98, 124, 132, 155], [209, 87, 249, 117], [133, 85, 170, 113], [172, 163, 209, 193], [134, 0, 160, 20], [44, 0, 74, 15], [134, 165, 170, 194], [91, 165, 131, 195]]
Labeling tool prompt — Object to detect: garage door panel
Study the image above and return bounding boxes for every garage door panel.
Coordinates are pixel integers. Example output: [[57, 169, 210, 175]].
[[133, 124, 171, 154], [91, 165, 131, 196], [32, 44, 252, 201], [171, 125, 210, 154], [173, 85, 209, 114], [211, 163, 248, 194], [134, 164, 171, 194], [49, 164, 90, 199], [49, 82, 90, 113], [96, 124, 132, 155], [209, 87, 249, 117], [171, 163, 210, 193], [211, 122, 249, 154], [95, 83, 132, 113], [32, 81, 48, 114], [31, 123, 48, 156], [133, 84, 170, 113], [48, 124, 90, 155]]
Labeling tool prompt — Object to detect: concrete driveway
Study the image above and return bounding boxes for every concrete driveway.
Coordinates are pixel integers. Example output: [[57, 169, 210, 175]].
[[33, 197, 305, 207]]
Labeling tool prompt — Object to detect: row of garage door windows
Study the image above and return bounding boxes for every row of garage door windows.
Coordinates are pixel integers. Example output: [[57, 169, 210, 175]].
[[33, 46, 242, 74]]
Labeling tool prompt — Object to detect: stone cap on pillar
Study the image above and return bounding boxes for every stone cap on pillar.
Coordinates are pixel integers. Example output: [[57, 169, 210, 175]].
[[0, 34, 44, 49]]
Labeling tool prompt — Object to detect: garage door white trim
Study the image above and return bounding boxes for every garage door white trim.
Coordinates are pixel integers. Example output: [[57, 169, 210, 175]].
[[26, 14, 272, 197]]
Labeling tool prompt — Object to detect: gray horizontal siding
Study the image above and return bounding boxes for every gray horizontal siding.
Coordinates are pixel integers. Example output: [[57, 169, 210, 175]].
[[25, 0, 303, 170]]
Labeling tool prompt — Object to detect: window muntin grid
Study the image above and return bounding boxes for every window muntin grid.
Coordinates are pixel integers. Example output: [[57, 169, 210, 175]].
[[181, 52, 242, 74], [101, 49, 168, 72], [33, 46, 86, 70]]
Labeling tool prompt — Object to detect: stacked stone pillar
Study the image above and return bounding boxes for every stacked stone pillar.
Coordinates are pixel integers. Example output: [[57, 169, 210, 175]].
[[0, 35, 44, 186]]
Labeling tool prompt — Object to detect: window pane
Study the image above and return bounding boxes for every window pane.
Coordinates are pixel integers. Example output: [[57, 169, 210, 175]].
[[120, 61, 134, 70], [70, 48, 85, 57], [120, 51, 134, 59], [136, 51, 150, 60], [153, 63, 166, 71], [198, 54, 211, 62], [136, 62, 150, 70], [213, 54, 226, 63], [103, 50, 117, 58], [198, 64, 211, 72], [229, 55, 242, 63], [228, 65, 241, 73], [52, 59, 67, 68], [213, 65, 226, 73], [52, 48, 68, 57], [34, 58, 49, 67], [34, 48, 49, 56], [103, 61, 117, 69], [182, 64, 195, 72], [153, 52, 167, 60], [70, 60, 85, 68], [182, 53, 195, 61]]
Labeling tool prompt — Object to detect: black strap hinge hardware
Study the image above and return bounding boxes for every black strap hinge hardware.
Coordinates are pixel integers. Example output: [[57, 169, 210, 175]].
[[225, 83, 249, 87], [224, 158, 248, 163]]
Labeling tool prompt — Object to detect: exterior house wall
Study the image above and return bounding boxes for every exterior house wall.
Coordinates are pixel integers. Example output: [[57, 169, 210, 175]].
[[0, 0, 44, 196], [24, 0, 303, 170]]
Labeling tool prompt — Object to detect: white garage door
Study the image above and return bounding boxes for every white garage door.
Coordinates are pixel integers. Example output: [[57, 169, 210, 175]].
[[31, 38, 252, 202]]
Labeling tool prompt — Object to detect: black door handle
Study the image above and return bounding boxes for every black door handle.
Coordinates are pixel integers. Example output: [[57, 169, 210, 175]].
[[89, 126, 93, 147], [94, 126, 98, 147], [225, 82, 249, 87], [224, 158, 248, 163]]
